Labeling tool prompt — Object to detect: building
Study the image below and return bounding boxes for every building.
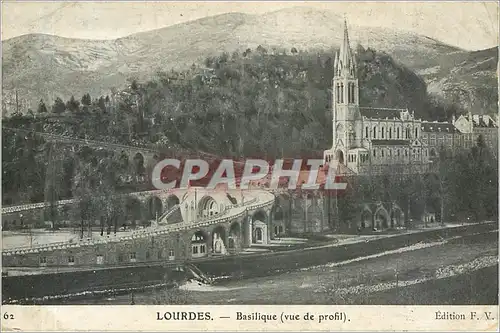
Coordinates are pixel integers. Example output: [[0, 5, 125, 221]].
[[324, 20, 498, 174], [453, 113, 498, 155], [420, 121, 462, 158]]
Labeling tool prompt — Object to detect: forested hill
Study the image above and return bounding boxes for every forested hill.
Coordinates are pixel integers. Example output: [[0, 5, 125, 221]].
[[116, 46, 448, 157], [0, 47, 489, 207], [4, 46, 453, 158]]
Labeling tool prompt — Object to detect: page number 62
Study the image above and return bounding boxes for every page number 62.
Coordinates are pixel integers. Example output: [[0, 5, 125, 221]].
[[3, 312, 15, 320]]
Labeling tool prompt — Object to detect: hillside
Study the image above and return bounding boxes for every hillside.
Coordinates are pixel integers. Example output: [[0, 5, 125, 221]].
[[418, 47, 498, 116], [2, 47, 431, 157], [4, 7, 495, 116]]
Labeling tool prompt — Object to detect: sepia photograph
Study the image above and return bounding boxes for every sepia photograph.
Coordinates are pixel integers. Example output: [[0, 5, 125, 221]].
[[1, 1, 499, 330]]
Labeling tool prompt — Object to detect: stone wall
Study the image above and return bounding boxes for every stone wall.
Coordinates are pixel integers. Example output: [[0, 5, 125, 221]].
[[3, 232, 181, 267]]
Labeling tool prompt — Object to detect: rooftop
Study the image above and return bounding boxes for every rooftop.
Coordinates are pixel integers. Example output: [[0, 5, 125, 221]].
[[421, 121, 460, 133], [371, 139, 410, 146], [360, 107, 405, 120]]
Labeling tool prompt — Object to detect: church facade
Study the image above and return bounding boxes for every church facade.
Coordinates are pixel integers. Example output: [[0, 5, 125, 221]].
[[323, 21, 498, 175]]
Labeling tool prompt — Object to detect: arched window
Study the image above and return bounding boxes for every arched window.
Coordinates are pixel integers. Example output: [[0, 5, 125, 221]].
[[348, 83, 355, 103], [365, 127, 369, 138], [373, 149, 376, 157], [381, 149, 384, 157], [336, 83, 340, 102], [381, 127, 385, 139], [340, 83, 344, 103], [373, 126, 377, 139], [396, 127, 400, 139], [414, 127, 418, 138], [347, 83, 351, 104], [389, 128, 392, 139]]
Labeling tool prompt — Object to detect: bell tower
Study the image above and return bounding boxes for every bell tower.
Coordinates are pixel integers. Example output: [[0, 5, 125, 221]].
[[331, 19, 360, 163]]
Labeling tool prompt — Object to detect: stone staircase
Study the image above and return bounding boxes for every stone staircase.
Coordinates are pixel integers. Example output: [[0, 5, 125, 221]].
[[158, 204, 181, 224], [186, 263, 213, 284]]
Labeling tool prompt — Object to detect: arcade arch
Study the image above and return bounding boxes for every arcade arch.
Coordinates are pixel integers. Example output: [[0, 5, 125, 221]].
[[147, 196, 163, 220], [198, 196, 220, 218], [119, 151, 129, 170], [133, 152, 145, 176], [336, 150, 344, 164], [360, 208, 372, 229], [252, 210, 268, 244], [390, 206, 404, 228], [165, 194, 181, 224], [212, 225, 227, 255], [272, 194, 289, 236], [228, 222, 241, 250], [374, 207, 390, 229], [273, 205, 284, 236], [125, 197, 142, 228]]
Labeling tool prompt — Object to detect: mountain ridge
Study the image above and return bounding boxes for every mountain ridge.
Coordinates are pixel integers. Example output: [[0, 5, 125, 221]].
[[2, 7, 496, 116]]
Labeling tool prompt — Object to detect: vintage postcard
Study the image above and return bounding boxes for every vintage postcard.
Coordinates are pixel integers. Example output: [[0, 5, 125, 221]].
[[1, 1, 499, 331]]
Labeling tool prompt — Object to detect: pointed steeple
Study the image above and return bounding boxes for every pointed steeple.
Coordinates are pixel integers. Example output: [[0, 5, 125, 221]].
[[336, 18, 356, 77]]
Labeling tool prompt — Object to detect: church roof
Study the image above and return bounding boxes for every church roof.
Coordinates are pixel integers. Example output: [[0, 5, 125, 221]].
[[360, 107, 404, 120], [371, 140, 410, 146], [467, 115, 498, 128], [421, 121, 460, 133]]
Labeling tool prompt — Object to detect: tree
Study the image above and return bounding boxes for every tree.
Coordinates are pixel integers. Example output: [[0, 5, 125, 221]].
[[256, 45, 268, 55], [44, 143, 65, 229], [72, 154, 103, 238], [51, 97, 66, 114], [37, 99, 48, 114], [81, 93, 92, 106], [95, 153, 129, 234], [97, 96, 106, 112], [130, 79, 139, 91], [335, 179, 362, 231], [66, 95, 80, 112], [291, 47, 298, 55], [242, 48, 252, 58]]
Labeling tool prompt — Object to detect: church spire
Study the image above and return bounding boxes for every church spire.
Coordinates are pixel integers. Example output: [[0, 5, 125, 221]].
[[336, 18, 356, 78]]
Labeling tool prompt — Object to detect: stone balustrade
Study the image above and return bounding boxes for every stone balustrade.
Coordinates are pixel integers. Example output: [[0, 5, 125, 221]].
[[2, 190, 275, 256]]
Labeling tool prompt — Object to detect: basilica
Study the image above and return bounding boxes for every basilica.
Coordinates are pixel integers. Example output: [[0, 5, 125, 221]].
[[324, 21, 498, 175]]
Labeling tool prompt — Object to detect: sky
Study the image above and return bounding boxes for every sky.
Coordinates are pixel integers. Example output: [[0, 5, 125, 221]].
[[2, 1, 499, 51]]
